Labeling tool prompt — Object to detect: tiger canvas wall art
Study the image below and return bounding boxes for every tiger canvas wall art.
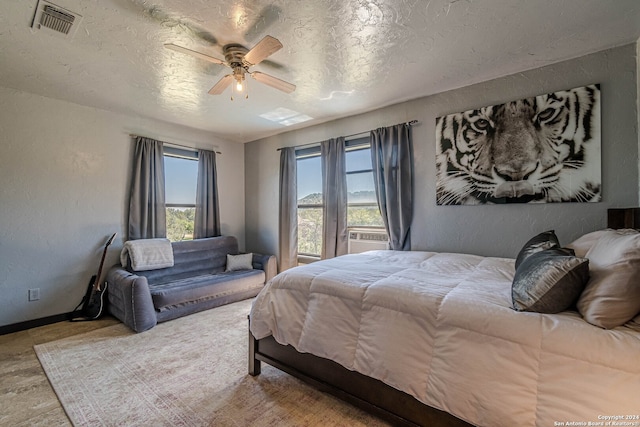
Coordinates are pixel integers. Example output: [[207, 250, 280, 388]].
[[435, 84, 601, 205]]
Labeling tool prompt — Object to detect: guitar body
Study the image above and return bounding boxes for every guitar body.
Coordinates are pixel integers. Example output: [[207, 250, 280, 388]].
[[71, 233, 116, 321], [83, 281, 107, 319]]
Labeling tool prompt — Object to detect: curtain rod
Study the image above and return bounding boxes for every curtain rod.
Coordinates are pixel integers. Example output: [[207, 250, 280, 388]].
[[276, 120, 419, 151], [129, 134, 222, 155]]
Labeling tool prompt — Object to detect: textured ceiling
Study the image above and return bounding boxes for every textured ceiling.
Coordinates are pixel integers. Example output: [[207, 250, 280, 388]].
[[1, 0, 639, 143]]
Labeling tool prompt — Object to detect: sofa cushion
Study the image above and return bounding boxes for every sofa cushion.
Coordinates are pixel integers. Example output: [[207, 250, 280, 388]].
[[149, 269, 265, 311], [226, 253, 253, 271]]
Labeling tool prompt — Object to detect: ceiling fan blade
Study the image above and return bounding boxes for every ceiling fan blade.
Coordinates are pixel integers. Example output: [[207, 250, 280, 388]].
[[244, 5, 282, 42], [243, 35, 283, 66], [164, 43, 227, 66], [208, 75, 234, 95], [251, 71, 296, 93]]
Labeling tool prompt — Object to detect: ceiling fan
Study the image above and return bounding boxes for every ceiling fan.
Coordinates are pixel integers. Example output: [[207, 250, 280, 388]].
[[165, 35, 296, 99]]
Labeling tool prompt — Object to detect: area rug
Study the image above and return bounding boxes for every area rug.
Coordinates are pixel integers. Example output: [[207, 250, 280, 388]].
[[34, 299, 389, 426]]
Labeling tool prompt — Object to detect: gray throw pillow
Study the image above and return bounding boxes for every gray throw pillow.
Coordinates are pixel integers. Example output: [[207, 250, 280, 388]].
[[226, 253, 253, 272], [515, 230, 560, 269], [512, 247, 589, 314]]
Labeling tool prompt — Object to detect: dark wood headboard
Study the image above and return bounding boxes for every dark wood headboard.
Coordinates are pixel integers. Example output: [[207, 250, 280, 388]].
[[607, 208, 640, 229]]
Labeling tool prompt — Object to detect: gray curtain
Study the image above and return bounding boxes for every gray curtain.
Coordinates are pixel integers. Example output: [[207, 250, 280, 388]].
[[194, 149, 221, 239], [370, 124, 413, 251], [279, 147, 298, 271], [321, 137, 348, 259], [128, 136, 166, 240]]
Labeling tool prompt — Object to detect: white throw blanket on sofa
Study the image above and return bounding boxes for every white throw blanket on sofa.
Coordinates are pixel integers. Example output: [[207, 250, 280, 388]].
[[120, 238, 174, 271]]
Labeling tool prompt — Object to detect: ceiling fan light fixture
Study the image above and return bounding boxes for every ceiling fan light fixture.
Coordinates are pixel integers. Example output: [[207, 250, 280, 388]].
[[233, 67, 245, 91], [231, 68, 248, 100]]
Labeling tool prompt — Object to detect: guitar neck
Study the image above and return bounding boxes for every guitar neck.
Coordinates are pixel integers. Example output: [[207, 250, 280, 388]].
[[93, 233, 117, 291]]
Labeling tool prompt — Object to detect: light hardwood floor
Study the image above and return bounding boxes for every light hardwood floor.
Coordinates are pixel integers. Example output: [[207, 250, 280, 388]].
[[0, 316, 119, 426]]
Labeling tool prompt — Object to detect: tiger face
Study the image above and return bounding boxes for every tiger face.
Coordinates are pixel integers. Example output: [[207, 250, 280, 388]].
[[436, 84, 601, 205]]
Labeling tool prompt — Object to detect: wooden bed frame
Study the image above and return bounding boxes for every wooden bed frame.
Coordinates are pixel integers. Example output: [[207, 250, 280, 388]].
[[248, 208, 639, 427], [248, 330, 473, 426]]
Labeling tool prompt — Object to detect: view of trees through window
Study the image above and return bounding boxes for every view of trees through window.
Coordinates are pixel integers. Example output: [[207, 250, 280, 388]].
[[166, 207, 195, 241], [297, 142, 384, 257]]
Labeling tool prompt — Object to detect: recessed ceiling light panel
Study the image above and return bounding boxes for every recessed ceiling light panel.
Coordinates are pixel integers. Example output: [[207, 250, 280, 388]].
[[260, 108, 313, 126]]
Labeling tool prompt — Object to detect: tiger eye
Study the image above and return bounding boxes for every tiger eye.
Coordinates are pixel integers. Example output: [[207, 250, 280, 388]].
[[474, 119, 490, 130], [537, 108, 556, 122]]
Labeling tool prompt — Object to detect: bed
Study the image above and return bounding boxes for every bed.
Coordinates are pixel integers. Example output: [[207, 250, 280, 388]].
[[248, 209, 640, 427]]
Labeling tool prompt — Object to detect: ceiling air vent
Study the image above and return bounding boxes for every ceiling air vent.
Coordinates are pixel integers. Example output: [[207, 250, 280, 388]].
[[31, 0, 82, 39]]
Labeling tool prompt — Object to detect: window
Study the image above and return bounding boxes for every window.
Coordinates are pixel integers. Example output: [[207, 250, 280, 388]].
[[296, 151, 323, 257], [164, 147, 198, 242], [345, 139, 384, 228], [295, 138, 384, 258]]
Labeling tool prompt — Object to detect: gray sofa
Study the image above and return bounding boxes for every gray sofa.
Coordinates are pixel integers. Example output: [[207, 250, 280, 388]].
[[105, 236, 276, 333]]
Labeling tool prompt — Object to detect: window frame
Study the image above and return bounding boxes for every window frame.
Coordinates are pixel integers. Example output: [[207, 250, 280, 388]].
[[164, 146, 198, 209], [163, 146, 198, 241], [344, 139, 383, 229], [294, 137, 385, 261], [296, 149, 323, 258]]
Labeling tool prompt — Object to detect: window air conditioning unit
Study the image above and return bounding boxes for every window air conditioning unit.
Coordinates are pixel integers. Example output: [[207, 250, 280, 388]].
[[348, 229, 388, 254]]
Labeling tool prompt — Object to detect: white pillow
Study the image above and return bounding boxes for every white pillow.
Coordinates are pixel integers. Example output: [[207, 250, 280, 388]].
[[576, 229, 640, 328], [565, 229, 610, 258], [566, 228, 638, 258], [226, 253, 253, 272]]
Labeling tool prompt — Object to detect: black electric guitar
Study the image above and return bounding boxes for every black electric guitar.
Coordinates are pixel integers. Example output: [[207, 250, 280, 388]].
[[72, 233, 117, 320]]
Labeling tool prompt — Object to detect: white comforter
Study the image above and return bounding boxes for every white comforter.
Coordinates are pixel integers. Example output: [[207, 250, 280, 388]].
[[250, 251, 640, 427]]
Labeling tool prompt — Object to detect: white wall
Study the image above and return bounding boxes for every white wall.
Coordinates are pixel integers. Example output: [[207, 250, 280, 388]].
[[0, 87, 245, 327], [245, 43, 639, 262]]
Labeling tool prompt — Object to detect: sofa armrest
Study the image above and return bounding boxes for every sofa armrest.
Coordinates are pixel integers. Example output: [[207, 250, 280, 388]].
[[252, 253, 277, 283], [105, 266, 157, 333]]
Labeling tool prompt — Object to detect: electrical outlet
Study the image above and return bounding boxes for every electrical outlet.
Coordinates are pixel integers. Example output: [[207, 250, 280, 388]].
[[28, 288, 40, 301]]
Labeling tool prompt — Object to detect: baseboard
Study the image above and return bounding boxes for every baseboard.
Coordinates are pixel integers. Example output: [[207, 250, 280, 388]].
[[0, 311, 80, 336]]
